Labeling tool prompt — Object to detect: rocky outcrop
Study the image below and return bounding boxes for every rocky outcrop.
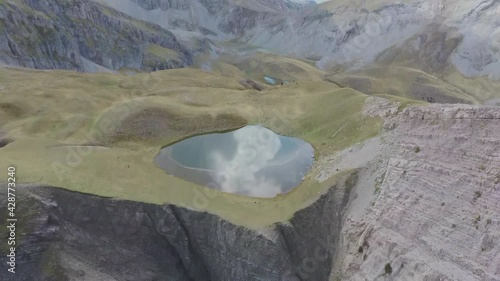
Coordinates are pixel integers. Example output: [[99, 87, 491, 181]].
[[0, 0, 192, 71], [0, 172, 355, 281], [339, 102, 500, 280]]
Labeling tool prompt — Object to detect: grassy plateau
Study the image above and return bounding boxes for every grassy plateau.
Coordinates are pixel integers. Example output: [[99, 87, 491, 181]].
[[0, 59, 384, 228]]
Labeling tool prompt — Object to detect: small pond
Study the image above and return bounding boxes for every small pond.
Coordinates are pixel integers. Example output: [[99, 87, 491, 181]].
[[154, 125, 314, 198]]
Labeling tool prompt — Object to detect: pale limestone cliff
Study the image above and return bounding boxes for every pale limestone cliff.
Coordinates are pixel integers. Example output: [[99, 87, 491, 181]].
[[337, 100, 500, 280]]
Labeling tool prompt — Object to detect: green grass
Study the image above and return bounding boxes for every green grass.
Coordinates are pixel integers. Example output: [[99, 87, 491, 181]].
[[147, 44, 180, 60], [218, 51, 327, 83], [324, 65, 480, 104], [0, 66, 381, 228], [287, 88, 382, 155]]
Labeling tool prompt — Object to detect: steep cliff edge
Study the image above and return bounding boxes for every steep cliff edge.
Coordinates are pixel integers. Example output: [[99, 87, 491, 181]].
[[0, 172, 355, 281], [1, 99, 499, 281], [337, 101, 500, 280]]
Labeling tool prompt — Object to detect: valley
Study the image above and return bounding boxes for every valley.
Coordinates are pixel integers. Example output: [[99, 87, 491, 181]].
[[0, 0, 499, 280]]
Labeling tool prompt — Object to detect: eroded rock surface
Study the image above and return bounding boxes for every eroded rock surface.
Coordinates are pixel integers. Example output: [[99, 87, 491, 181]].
[[0, 0, 192, 71], [0, 172, 354, 281], [339, 103, 500, 280]]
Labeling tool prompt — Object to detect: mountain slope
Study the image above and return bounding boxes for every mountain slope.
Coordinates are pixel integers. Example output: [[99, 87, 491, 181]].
[[1, 0, 498, 82], [101, 0, 500, 79], [0, 0, 192, 71]]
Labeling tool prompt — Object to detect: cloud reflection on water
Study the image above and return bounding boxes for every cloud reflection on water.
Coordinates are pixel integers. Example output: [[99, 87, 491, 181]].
[[155, 125, 314, 198]]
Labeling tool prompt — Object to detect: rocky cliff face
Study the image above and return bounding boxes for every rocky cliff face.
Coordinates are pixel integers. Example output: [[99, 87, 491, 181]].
[[337, 100, 500, 280], [1, 99, 499, 281], [0, 0, 192, 71], [0, 172, 355, 281]]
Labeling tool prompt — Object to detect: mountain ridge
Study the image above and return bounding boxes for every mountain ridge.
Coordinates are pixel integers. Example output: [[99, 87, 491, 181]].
[[1, 0, 498, 82]]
